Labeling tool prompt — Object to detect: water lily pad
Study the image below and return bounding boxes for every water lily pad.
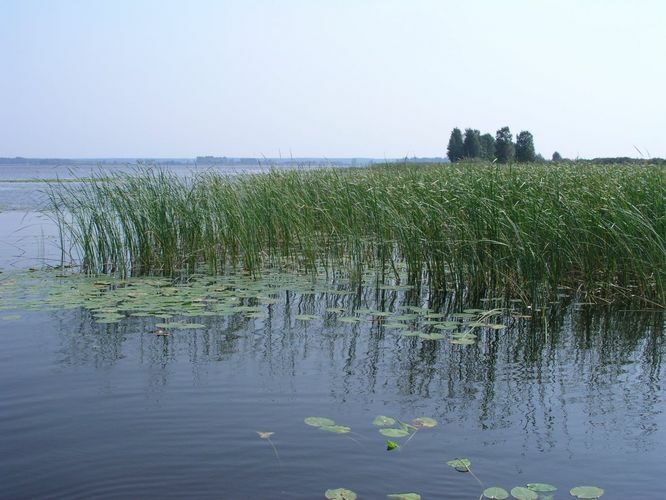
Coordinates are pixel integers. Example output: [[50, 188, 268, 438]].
[[399, 331, 420, 337], [386, 440, 399, 450], [570, 486, 604, 498], [320, 425, 351, 434], [2, 314, 23, 321], [325, 488, 357, 500], [338, 317, 360, 324], [432, 324, 458, 330], [379, 428, 410, 438], [447, 458, 471, 472], [418, 333, 445, 340], [304, 417, 335, 427], [295, 314, 318, 321], [387, 494, 421, 500], [373, 415, 396, 427], [392, 314, 418, 321], [450, 337, 476, 345], [484, 487, 509, 499], [412, 417, 437, 428], [326, 307, 345, 313], [527, 483, 557, 493], [510, 486, 538, 500]]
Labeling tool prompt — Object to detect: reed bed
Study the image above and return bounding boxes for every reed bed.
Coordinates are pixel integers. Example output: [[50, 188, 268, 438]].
[[47, 162, 665, 304]]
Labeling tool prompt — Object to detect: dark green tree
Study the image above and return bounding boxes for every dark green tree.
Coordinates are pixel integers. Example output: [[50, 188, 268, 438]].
[[463, 129, 481, 159], [552, 151, 562, 162], [515, 130, 536, 162], [479, 133, 495, 161], [447, 128, 464, 162], [494, 126, 515, 163]]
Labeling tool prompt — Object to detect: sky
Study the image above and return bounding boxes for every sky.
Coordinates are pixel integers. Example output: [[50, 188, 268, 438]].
[[1, 0, 665, 159]]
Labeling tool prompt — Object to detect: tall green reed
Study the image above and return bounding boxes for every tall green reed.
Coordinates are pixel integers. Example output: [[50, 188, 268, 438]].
[[46, 163, 665, 304]]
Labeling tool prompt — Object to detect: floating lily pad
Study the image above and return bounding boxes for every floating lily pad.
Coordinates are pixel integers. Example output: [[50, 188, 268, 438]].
[[418, 333, 445, 340], [569, 486, 604, 498], [433, 324, 458, 330], [379, 428, 410, 438], [304, 417, 335, 427], [295, 314, 318, 321], [399, 331, 420, 337], [373, 415, 396, 427], [510, 486, 538, 500], [325, 488, 357, 500], [484, 487, 509, 499], [386, 440, 399, 450], [450, 337, 476, 345], [155, 322, 205, 330], [392, 314, 418, 321], [412, 417, 437, 428], [326, 307, 345, 313], [447, 458, 471, 472], [527, 483, 557, 493], [338, 317, 360, 324], [387, 494, 421, 500], [320, 425, 351, 434]]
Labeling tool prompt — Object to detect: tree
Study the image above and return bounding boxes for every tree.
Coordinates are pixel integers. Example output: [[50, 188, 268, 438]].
[[552, 151, 562, 162], [494, 126, 515, 163], [479, 133, 495, 161], [463, 129, 481, 159], [515, 130, 536, 162], [447, 128, 464, 163]]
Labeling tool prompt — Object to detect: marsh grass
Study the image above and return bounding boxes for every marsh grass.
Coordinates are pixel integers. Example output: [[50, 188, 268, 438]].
[[47, 162, 665, 304]]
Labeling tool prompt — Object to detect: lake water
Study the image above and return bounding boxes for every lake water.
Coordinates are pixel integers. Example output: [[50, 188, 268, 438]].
[[0, 163, 664, 499]]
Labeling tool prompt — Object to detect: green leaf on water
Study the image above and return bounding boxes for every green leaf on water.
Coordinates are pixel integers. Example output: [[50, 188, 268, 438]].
[[379, 428, 410, 438], [418, 333, 445, 340], [446, 458, 471, 472], [483, 487, 509, 499], [432, 323, 458, 330], [304, 417, 335, 427], [526, 483, 557, 493], [510, 486, 538, 500], [386, 440, 399, 450], [338, 316, 360, 324], [412, 417, 437, 428], [320, 425, 351, 434], [0, 314, 21, 321], [325, 488, 357, 500], [295, 314, 318, 321], [449, 337, 476, 345], [373, 415, 396, 427], [569, 486, 604, 498], [387, 494, 421, 500]]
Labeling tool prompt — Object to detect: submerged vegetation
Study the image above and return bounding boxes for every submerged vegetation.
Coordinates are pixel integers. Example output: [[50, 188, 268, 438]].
[[47, 162, 665, 304]]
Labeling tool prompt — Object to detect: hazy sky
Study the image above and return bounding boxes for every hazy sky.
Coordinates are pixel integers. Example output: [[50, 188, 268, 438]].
[[1, 0, 665, 159]]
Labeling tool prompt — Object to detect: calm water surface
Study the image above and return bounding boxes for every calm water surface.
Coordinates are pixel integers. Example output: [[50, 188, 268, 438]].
[[0, 163, 664, 499]]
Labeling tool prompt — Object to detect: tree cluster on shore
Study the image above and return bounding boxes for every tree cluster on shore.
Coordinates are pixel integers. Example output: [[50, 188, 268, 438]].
[[447, 126, 538, 163]]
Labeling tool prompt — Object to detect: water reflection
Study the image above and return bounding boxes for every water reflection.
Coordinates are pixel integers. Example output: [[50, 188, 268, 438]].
[[50, 286, 664, 456]]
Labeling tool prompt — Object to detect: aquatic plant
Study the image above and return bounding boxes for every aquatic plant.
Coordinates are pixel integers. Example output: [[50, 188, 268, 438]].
[[46, 162, 666, 303]]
